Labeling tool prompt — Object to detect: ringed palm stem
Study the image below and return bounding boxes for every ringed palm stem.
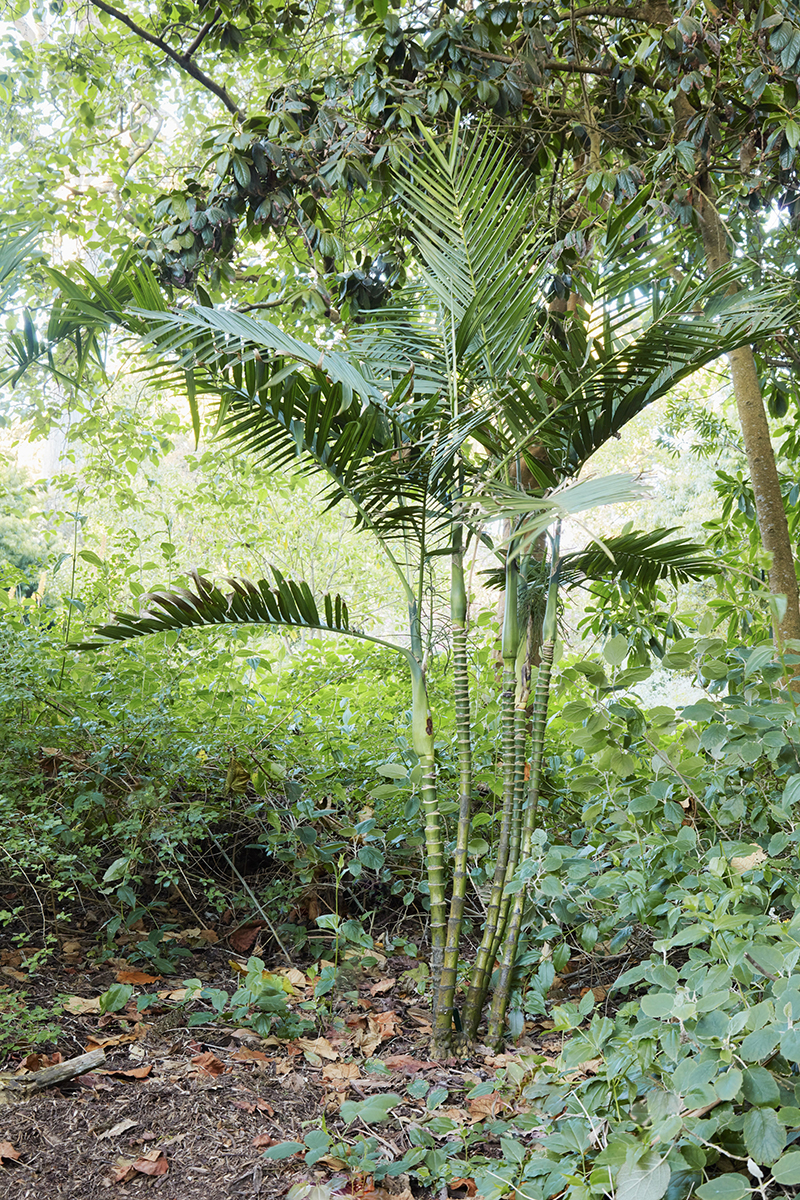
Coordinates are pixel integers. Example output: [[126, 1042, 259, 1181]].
[[409, 658, 447, 996], [488, 678, 531, 976], [460, 554, 520, 1042], [487, 532, 560, 1047], [432, 533, 473, 1053]]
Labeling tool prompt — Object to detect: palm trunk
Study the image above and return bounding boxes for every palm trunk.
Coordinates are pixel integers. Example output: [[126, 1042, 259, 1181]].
[[460, 554, 520, 1043], [409, 659, 447, 997], [487, 671, 530, 973], [432, 533, 473, 1054], [486, 535, 559, 1047], [486, 640, 555, 1047]]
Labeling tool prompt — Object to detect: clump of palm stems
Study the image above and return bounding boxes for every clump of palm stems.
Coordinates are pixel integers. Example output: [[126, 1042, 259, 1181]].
[[58, 119, 789, 1053]]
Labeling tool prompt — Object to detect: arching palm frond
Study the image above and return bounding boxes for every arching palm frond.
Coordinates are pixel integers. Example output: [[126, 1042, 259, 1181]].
[[488, 267, 793, 480], [75, 567, 363, 650], [0, 227, 40, 310], [562, 527, 721, 589], [137, 303, 385, 415], [3, 252, 167, 390]]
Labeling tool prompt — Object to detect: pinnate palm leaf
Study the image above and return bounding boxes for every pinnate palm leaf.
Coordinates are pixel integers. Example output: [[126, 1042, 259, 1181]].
[[491, 268, 793, 477], [394, 120, 544, 388], [74, 568, 353, 649], [562, 528, 720, 589]]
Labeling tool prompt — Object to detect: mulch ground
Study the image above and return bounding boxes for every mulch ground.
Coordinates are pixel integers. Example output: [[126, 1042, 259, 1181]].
[[0, 918, 647, 1200]]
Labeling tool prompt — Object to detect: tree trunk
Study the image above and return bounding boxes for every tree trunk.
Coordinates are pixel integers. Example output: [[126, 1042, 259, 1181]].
[[695, 183, 800, 644], [670, 89, 800, 644]]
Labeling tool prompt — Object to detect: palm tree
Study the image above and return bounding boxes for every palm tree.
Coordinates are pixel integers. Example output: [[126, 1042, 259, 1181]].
[[56, 121, 790, 1052]]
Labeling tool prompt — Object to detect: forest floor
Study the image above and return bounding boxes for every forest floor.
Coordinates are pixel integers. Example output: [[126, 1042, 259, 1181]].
[[0, 915, 638, 1200]]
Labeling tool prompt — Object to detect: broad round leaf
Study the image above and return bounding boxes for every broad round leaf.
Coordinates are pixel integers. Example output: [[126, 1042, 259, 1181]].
[[340, 1093, 402, 1125], [743, 1105, 785, 1165], [742, 1066, 780, 1108], [772, 1150, 800, 1185], [616, 1152, 670, 1200], [694, 1175, 750, 1200]]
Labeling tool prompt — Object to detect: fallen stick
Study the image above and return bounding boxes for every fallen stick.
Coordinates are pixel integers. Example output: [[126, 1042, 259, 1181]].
[[0, 1048, 106, 1103]]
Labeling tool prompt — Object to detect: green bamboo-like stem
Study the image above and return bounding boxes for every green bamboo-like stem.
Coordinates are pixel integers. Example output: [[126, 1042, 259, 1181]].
[[432, 535, 473, 1054], [488, 686, 530, 971], [409, 657, 447, 999], [486, 533, 560, 1048], [461, 555, 520, 1043]]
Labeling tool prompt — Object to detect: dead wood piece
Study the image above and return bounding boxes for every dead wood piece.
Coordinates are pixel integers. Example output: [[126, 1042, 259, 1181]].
[[0, 1048, 106, 1103]]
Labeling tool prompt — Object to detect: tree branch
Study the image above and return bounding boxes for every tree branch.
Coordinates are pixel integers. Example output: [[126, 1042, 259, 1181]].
[[86, 0, 246, 120], [183, 6, 222, 60], [456, 42, 612, 74], [562, 4, 647, 15]]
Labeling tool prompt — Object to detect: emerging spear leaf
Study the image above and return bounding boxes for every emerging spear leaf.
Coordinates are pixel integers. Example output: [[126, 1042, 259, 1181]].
[[469, 473, 649, 553]]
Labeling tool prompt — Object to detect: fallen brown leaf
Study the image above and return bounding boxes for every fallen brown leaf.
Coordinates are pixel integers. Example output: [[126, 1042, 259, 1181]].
[[348, 1011, 402, 1058], [97, 1118, 138, 1141], [177, 927, 219, 945], [85, 1031, 145, 1051], [111, 1159, 137, 1184], [115, 969, 160, 985], [1, 967, 27, 982], [78, 1073, 115, 1091], [466, 1091, 507, 1122], [275, 967, 307, 990], [111, 1150, 169, 1183], [450, 1178, 478, 1196], [64, 995, 101, 1015], [190, 1052, 225, 1077], [18, 1052, 62, 1072], [281, 1071, 307, 1093], [382, 1055, 437, 1073], [0, 1142, 20, 1162], [440, 1106, 469, 1123], [252, 1133, 281, 1149], [97, 1065, 153, 1080], [294, 1036, 338, 1062], [405, 1007, 433, 1032], [229, 923, 262, 954], [131, 1151, 168, 1176], [322, 1061, 361, 1086], [482, 1052, 522, 1068], [230, 1048, 272, 1064], [372, 1010, 401, 1039], [369, 978, 396, 996], [318, 1152, 347, 1169]]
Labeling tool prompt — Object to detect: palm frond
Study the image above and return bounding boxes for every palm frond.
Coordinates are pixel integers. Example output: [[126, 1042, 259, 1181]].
[[471, 473, 648, 535], [74, 568, 356, 649], [491, 268, 794, 477], [562, 528, 720, 589], [138, 304, 383, 414], [0, 227, 39, 309], [3, 253, 167, 390], [394, 120, 545, 388]]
